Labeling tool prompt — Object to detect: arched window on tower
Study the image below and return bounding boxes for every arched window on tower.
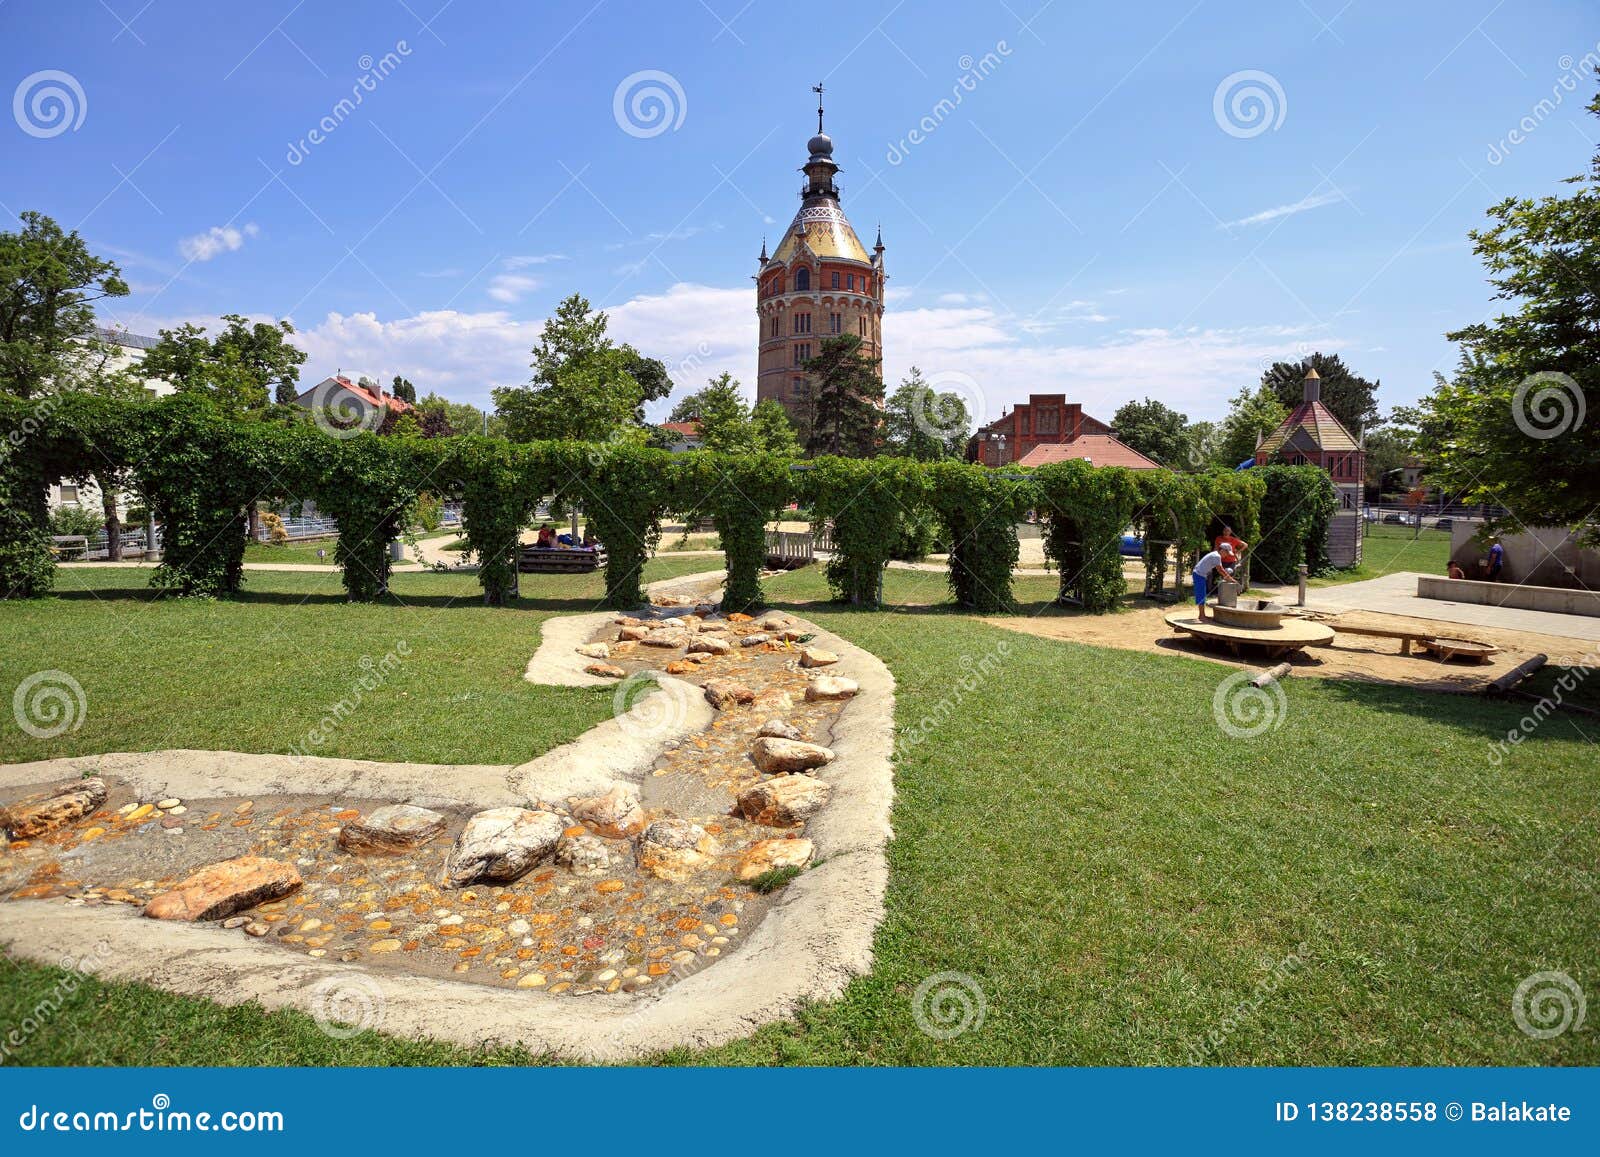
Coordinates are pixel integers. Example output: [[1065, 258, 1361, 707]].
[[796, 267, 811, 291]]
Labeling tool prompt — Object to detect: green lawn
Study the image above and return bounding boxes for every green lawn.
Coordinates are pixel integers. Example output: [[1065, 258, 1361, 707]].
[[241, 539, 342, 566], [1, 562, 1593, 1066], [1309, 523, 1452, 587]]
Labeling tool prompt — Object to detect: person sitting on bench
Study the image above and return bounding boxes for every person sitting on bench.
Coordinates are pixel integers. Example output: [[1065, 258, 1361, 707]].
[[536, 523, 557, 548], [1192, 543, 1237, 621], [582, 529, 599, 548]]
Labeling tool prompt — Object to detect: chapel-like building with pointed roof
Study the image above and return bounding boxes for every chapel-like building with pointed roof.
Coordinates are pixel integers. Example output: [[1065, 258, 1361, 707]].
[[1255, 366, 1366, 566], [755, 87, 885, 418]]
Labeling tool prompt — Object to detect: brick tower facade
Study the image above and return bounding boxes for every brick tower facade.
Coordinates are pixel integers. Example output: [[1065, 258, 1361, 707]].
[[755, 87, 885, 420]]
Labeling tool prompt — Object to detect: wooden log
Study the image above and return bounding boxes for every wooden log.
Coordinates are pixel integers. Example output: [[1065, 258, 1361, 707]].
[[1250, 662, 1292, 688], [1487, 654, 1547, 695]]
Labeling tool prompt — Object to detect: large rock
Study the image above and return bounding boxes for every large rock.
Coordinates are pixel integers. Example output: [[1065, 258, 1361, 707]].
[[338, 804, 446, 854], [575, 642, 610, 659], [585, 662, 626, 679], [703, 678, 755, 709], [569, 783, 645, 838], [617, 625, 649, 641], [740, 633, 771, 647], [2, 777, 107, 839], [799, 647, 839, 668], [687, 636, 732, 656], [736, 838, 815, 881], [737, 775, 831, 828], [637, 818, 718, 881], [757, 613, 795, 630], [642, 631, 687, 649], [443, 807, 566, 886], [805, 675, 860, 702], [144, 855, 301, 921], [556, 834, 611, 876], [751, 737, 835, 775], [758, 718, 802, 741]]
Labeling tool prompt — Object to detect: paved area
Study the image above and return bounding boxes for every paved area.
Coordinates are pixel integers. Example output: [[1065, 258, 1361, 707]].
[[1302, 572, 1600, 643]]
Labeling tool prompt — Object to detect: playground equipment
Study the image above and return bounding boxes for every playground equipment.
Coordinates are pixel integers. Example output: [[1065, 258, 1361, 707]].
[[1163, 598, 1335, 659]]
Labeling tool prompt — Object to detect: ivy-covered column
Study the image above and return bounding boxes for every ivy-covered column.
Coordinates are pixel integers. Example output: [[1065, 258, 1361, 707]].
[[924, 459, 1025, 612], [577, 444, 672, 610], [296, 430, 432, 602], [802, 457, 928, 608], [456, 438, 543, 607], [673, 452, 792, 615], [1034, 460, 1140, 613]]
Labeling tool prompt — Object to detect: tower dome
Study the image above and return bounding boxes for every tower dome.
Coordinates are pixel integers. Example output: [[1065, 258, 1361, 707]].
[[807, 132, 834, 159]]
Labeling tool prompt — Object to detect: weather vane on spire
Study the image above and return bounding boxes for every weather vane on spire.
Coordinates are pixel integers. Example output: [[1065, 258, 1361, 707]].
[[812, 82, 824, 133]]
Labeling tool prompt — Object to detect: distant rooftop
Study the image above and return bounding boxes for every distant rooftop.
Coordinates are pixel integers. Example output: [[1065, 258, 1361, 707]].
[[92, 325, 160, 351]]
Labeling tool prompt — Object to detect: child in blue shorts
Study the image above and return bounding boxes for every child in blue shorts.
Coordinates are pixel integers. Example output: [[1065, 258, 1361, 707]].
[[1192, 543, 1237, 620]]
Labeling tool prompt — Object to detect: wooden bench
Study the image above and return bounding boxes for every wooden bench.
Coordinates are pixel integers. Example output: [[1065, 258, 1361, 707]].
[[518, 545, 608, 574], [50, 535, 89, 560], [1329, 622, 1497, 661]]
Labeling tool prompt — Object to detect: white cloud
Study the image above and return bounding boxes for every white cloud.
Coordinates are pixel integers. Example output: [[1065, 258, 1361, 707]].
[[486, 273, 540, 303], [272, 283, 1336, 424], [1221, 189, 1346, 229], [504, 253, 568, 269], [178, 222, 259, 262]]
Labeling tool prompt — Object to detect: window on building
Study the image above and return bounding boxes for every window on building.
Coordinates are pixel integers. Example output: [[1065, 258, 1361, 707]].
[[59, 484, 78, 504], [1034, 408, 1059, 435], [791, 376, 804, 399], [793, 343, 811, 365], [829, 312, 842, 333], [794, 312, 811, 334], [846, 273, 855, 291], [771, 315, 781, 337], [857, 316, 866, 336], [796, 268, 811, 291], [831, 271, 840, 289]]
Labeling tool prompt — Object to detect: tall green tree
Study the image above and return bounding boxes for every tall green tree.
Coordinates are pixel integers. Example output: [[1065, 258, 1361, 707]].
[[1111, 397, 1190, 466], [142, 314, 306, 413], [1215, 383, 1288, 468], [493, 293, 645, 443], [1261, 351, 1381, 435], [883, 367, 971, 460], [390, 375, 417, 404], [803, 334, 883, 458], [0, 211, 128, 399], [1415, 96, 1600, 538], [666, 373, 799, 456]]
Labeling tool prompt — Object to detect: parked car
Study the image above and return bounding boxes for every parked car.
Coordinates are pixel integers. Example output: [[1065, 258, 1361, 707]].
[[1434, 518, 1454, 530], [1119, 532, 1144, 557], [1382, 513, 1406, 524]]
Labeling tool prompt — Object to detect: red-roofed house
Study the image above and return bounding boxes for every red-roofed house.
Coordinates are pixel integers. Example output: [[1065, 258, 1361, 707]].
[[658, 420, 704, 451], [294, 375, 415, 426], [1015, 435, 1162, 470], [966, 395, 1159, 470], [1255, 367, 1366, 566]]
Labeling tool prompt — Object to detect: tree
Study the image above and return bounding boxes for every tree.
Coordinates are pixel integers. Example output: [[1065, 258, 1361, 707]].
[[667, 373, 800, 456], [1215, 384, 1288, 468], [0, 211, 129, 399], [882, 367, 971, 460], [1415, 91, 1600, 540], [1111, 397, 1190, 466], [803, 334, 884, 458], [418, 391, 497, 437], [1261, 351, 1380, 436], [390, 375, 417, 404], [1361, 426, 1413, 493], [142, 314, 306, 414], [1180, 419, 1220, 470], [493, 293, 644, 443]]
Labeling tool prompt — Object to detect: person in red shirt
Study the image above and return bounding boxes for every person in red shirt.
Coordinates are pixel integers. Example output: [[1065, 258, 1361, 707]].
[[1213, 525, 1247, 561]]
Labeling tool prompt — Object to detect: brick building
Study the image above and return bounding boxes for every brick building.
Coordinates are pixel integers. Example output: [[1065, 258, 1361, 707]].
[[966, 395, 1158, 468], [1254, 367, 1366, 566]]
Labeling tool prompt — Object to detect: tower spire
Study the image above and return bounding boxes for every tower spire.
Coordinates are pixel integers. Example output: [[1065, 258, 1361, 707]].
[[812, 82, 824, 134]]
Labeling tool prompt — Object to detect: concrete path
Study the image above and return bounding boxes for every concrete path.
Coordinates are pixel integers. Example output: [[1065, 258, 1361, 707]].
[[1303, 571, 1600, 643]]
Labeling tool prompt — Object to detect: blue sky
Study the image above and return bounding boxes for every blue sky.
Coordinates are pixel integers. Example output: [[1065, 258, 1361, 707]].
[[4, 0, 1598, 426]]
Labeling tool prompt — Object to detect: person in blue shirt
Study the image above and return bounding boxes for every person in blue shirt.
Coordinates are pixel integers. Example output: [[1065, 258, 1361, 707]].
[[1488, 538, 1505, 581], [1192, 543, 1237, 620]]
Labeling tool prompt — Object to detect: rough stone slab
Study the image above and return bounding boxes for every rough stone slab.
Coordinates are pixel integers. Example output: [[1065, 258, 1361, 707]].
[[338, 804, 446, 854], [737, 774, 831, 827], [2, 776, 107, 838], [443, 807, 566, 886], [144, 855, 301, 921], [805, 675, 859, 702], [736, 838, 815, 880], [750, 737, 834, 775]]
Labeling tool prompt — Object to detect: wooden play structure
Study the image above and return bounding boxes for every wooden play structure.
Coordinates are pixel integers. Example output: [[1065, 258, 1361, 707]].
[[518, 544, 608, 574], [1318, 622, 1500, 663], [1163, 599, 1335, 659]]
